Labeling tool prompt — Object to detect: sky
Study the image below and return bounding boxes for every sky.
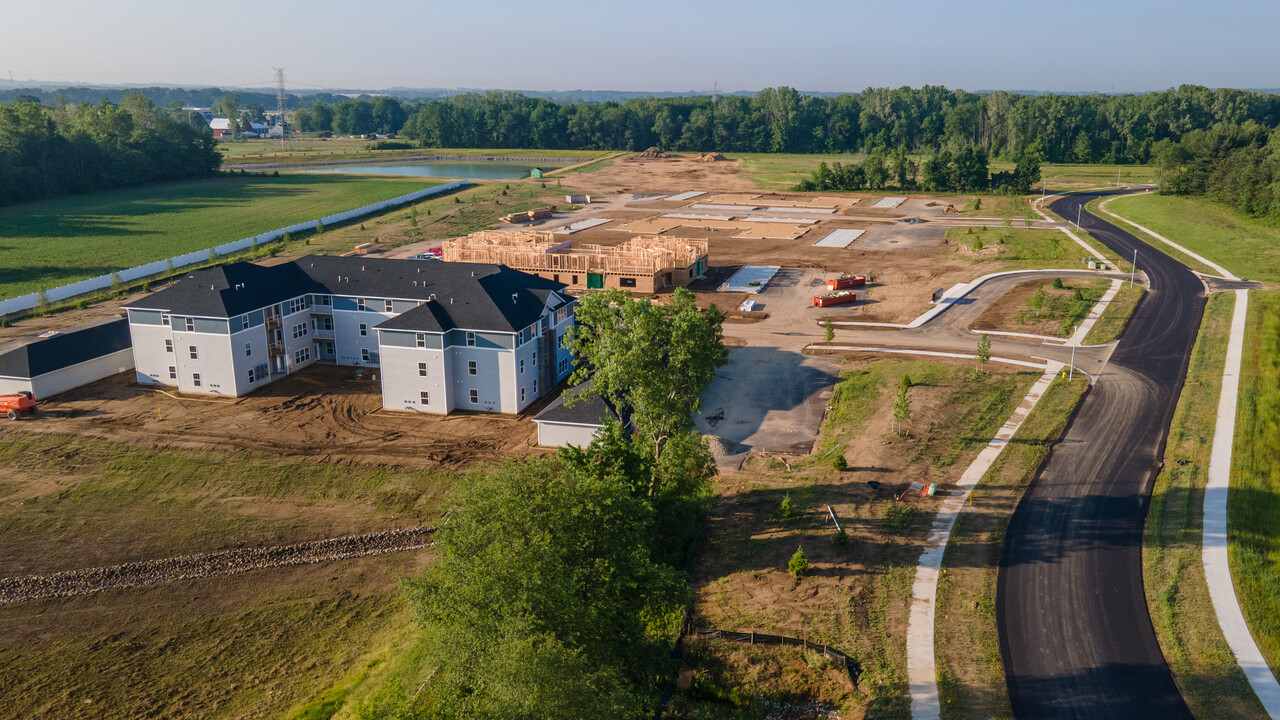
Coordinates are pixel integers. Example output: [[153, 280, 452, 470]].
[[6, 0, 1280, 94]]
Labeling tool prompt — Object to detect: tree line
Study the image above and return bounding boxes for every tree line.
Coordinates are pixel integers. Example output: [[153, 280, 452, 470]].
[[796, 143, 1043, 194], [1153, 121, 1280, 219], [357, 289, 726, 719], [0, 93, 221, 206], [283, 85, 1280, 164]]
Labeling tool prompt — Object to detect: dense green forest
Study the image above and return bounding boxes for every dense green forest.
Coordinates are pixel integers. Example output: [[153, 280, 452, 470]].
[[296, 85, 1280, 163], [0, 93, 221, 206], [1153, 121, 1280, 219]]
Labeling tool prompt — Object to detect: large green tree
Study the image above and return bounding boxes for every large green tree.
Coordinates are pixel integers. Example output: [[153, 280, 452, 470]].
[[562, 287, 727, 490]]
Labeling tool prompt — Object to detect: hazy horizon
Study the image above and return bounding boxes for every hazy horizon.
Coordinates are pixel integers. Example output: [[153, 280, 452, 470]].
[[8, 0, 1280, 94]]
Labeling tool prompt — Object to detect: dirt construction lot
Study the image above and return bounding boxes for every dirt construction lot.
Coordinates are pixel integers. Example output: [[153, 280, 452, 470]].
[[15, 363, 546, 470]]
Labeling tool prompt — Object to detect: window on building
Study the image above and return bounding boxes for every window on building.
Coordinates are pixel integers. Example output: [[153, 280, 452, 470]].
[[314, 295, 332, 306], [558, 357, 569, 377], [532, 380, 538, 394], [325, 342, 335, 355], [418, 362, 427, 377], [248, 368, 256, 383], [620, 277, 637, 288], [531, 351, 537, 366], [467, 360, 477, 375], [416, 333, 426, 348], [288, 298, 307, 315], [469, 389, 478, 404], [189, 345, 198, 360], [519, 359, 524, 374], [357, 298, 366, 311], [241, 316, 250, 331], [420, 391, 429, 405], [359, 324, 367, 337], [294, 348, 310, 364], [185, 317, 195, 331], [361, 349, 370, 362], [165, 339, 173, 353], [161, 314, 171, 326], [292, 323, 307, 339], [571, 275, 578, 285], [520, 387, 526, 402], [168, 366, 176, 380], [245, 342, 252, 357], [466, 331, 476, 347], [553, 274, 560, 283], [384, 299, 394, 313], [192, 373, 202, 387], [556, 305, 572, 323]]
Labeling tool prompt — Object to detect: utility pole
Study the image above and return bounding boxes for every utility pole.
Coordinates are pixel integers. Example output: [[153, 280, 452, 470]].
[[1042, 176, 1046, 200], [1117, 168, 1122, 188], [1069, 342, 1076, 382], [1130, 248, 1137, 287], [1076, 204, 1082, 232]]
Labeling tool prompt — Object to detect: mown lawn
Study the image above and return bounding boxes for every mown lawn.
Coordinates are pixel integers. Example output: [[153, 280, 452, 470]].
[[1231, 290, 1280, 679], [0, 174, 437, 300], [946, 226, 1093, 272], [1105, 193, 1280, 282]]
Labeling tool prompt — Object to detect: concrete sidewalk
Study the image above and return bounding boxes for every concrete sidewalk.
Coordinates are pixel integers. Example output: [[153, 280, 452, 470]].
[[1202, 290, 1280, 717], [906, 361, 1063, 720], [1098, 194, 1239, 280]]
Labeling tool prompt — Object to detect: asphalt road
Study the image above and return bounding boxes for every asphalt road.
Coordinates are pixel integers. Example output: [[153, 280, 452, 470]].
[[998, 191, 1205, 718]]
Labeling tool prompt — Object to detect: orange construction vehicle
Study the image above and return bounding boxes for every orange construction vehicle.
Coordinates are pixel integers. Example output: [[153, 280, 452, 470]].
[[942, 204, 960, 215], [0, 391, 37, 420]]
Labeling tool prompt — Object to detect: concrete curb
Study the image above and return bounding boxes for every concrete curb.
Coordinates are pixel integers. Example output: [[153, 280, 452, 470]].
[[1070, 279, 1125, 345], [1202, 290, 1280, 716], [906, 362, 1064, 720]]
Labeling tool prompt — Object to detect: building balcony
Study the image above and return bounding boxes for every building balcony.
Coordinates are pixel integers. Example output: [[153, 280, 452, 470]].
[[311, 328, 334, 340], [310, 306, 333, 316], [268, 342, 284, 357], [265, 316, 282, 330]]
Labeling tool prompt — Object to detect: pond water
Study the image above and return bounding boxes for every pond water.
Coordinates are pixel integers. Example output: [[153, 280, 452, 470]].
[[301, 161, 554, 179]]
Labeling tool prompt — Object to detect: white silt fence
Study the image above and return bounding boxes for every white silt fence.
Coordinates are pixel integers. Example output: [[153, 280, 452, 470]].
[[0, 180, 470, 318]]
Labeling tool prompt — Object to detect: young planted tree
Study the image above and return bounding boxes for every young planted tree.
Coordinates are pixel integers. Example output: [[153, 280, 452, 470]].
[[1029, 285, 1048, 318], [824, 318, 835, 342], [789, 546, 810, 578], [977, 332, 992, 367], [893, 384, 912, 435]]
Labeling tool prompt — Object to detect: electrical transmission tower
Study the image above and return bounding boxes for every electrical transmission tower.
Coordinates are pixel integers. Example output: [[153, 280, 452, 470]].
[[273, 67, 287, 148], [712, 80, 719, 104]]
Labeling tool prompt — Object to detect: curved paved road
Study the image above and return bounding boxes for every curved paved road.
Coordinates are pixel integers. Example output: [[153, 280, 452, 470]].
[[997, 191, 1204, 718]]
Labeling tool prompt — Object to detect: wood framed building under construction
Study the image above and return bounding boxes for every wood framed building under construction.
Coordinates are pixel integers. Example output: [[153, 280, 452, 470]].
[[441, 230, 709, 293]]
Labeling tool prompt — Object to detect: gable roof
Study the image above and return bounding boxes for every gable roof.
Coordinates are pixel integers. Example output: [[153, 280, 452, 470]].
[[533, 380, 616, 427], [0, 318, 131, 380], [124, 256, 569, 333]]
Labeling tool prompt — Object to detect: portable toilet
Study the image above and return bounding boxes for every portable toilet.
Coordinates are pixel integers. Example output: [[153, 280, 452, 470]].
[[530, 168, 545, 179]]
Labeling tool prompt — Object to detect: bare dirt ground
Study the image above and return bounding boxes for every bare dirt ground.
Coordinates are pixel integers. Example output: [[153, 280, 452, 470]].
[[970, 277, 1104, 338], [12, 364, 547, 470], [565, 154, 760, 195]]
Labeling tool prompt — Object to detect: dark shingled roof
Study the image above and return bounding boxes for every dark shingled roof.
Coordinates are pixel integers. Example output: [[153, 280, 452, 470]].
[[0, 318, 131, 380], [124, 256, 569, 333], [533, 380, 616, 427]]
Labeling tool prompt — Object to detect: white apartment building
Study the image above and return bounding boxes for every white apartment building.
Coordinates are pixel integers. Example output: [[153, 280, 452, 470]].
[[123, 255, 576, 415]]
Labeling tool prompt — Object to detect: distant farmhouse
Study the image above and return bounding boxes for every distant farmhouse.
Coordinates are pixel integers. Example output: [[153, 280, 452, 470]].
[[123, 256, 576, 415], [209, 117, 255, 138]]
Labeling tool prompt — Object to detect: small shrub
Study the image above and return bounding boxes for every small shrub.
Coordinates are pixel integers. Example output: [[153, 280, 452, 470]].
[[778, 493, 794, 521], [315, 220, 325, 234], [454, 196, 461, 204], [788, 546, 809, 577], [973, 198, 982, 211], [1052, 277, 1064, 289], [0, 318, 9, 328], [832, 528, 851, 551], [502, 189, 508, 196], [831, 454, 847, 472], [882, 504, 918, 535]]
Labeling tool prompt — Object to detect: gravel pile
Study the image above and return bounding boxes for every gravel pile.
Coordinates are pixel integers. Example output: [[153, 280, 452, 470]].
[[0, 527, 434, 605]]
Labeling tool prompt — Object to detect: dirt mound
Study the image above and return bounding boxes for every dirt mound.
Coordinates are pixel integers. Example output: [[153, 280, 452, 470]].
[[698, 152, 728, 162], [632, 148, 670, 160]]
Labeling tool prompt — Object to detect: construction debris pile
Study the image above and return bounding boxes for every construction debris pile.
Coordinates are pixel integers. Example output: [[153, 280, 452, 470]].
[[698, 152, 728, 162]]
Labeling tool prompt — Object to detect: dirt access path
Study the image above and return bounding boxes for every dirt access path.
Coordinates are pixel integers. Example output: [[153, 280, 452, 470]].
[[12, 363, 546, 470]]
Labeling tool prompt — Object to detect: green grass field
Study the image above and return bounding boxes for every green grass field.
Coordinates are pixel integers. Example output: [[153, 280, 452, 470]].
[[1230, 290, 1280, 680], [946, 226, 1101, 272], [0, 174, 437, 300], [1103, 194, 1280, 282]]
